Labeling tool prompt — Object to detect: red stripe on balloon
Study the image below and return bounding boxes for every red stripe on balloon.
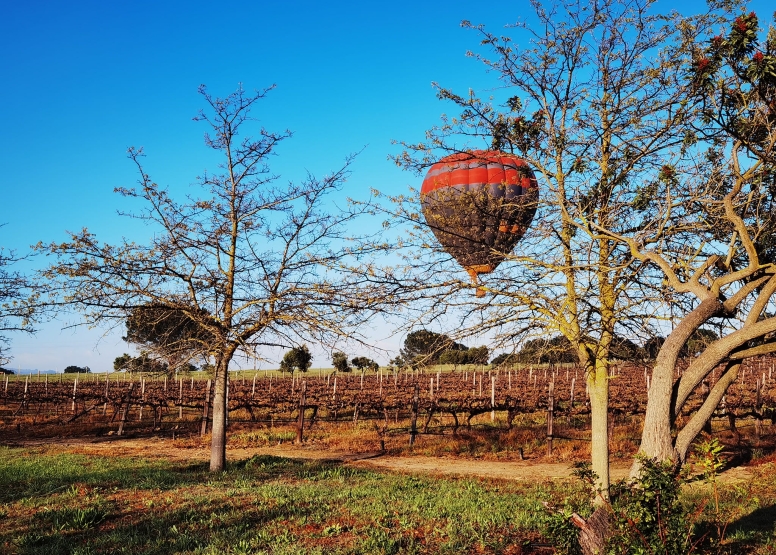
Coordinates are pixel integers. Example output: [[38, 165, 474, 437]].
[[421, 151, 537, 194]]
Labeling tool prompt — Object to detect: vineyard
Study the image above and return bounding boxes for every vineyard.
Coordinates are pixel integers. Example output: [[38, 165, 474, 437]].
[[1, 357, 775, 450]]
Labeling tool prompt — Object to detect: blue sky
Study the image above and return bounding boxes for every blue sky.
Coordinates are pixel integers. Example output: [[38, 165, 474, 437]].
[[0, 0, 770, 371]]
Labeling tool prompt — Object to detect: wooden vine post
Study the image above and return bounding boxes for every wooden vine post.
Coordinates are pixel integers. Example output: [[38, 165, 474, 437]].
[[117, 382, 135, 436], [21, 376, 29, 416], [410, 383, 419, 447], [200, 379, 212, 436], [178, 378, 183, 420], [755, 377, 763, 438], [71, 377, 78, 413], [103, 372, 109, 415], [296, 380, 306, 444], [491, 375, 496, 421], [138, 378, 145, 421], [570, 377, 576, 408], [547, 378, 555, 456]]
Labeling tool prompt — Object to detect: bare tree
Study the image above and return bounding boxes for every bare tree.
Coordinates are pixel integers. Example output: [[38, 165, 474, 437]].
[[390, 0, 729, 499], [0, 241, 36, 366], [42, 85, 385, 471]]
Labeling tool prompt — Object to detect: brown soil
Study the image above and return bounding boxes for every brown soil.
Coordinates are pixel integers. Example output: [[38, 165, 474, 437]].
[[5, 435, 755, 485]]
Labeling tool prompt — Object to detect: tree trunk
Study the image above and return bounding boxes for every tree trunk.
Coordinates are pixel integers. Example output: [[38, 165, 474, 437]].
[[210, 357, 228, 472], [589, 360, 610, 499], [634, 299, 722, 476], [572, 507, 610, 555], [634, 354, 678, 472]]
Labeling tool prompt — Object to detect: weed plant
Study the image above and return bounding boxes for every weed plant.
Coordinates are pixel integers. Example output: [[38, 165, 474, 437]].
[[545, 448, 776, 555]]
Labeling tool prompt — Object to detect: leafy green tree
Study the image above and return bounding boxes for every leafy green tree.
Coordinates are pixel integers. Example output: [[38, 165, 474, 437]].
[[280, 345, 313, 373], [642, 336, 666, 360], [63, 365, 90, 374], [490, 352, 520, 366], [466, 346, 489, 365], [332, 351, 351, 372], [399, 330, 466, 367], [440, 346, 490, 365], [351, 356, 379, 371], [683, 329, 720, 358], [123, 304, 213, 371], [113, 352, 168, 374], [113, 353, 132, 372], [514, 336, 578, 364], [178, 362, 198, 373], [389, 356, 405, 369], [438, 349, 466, 365]]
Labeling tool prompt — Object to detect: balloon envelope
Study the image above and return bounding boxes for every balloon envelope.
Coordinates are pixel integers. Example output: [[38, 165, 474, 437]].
[[420, 150, 538, 284]]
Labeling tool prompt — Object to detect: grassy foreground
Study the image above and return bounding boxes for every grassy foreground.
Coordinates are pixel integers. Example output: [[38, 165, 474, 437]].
[[0, 446, 775, 554], [0, 446, 559, 555]]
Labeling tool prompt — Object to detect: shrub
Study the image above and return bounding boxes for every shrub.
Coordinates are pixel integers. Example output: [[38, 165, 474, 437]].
[[546, 458, 700, 555], [607, 459, 695, 555], [63, 365, 90, 374]]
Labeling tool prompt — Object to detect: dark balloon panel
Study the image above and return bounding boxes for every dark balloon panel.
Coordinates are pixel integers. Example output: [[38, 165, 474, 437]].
[[420, 150, 538, 289]]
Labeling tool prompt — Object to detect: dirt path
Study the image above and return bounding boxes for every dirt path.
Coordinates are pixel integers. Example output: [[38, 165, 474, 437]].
[[7, 435, 755, 484]]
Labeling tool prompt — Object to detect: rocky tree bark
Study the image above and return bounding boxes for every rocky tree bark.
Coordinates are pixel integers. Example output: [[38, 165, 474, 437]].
[[42, 85, 386, 471]]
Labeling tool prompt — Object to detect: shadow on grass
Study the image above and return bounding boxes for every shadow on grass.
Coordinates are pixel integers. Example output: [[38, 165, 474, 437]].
[[237, 453, 375, 482], [2, 453, 356, 555], [0, 448, 369, 504], [0, 450, 560, 555], [0, 453, 209, 504], [10, 495, 320, 555], [721, 503, 776, 552]]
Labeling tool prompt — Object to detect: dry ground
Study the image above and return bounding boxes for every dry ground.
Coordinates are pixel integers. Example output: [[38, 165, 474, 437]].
[[5, 434, 757, 486]]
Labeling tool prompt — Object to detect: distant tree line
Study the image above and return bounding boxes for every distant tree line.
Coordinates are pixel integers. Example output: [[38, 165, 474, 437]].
[[490, 329, 721, 366], [113, 352, 197, 374], [330, 351, 379, 373]]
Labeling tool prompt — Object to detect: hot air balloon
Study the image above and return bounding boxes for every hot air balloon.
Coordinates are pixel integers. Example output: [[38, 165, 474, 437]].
[[420, 150, 538, 297]]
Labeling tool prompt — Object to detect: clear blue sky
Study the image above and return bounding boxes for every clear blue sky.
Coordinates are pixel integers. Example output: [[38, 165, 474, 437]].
[[0, 0, 769, 372]]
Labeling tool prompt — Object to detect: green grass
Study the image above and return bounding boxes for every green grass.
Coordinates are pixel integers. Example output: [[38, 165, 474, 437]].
[[0, 446, 562, 554], [1, 447, 774, 554], [682, 464, 776, 554]]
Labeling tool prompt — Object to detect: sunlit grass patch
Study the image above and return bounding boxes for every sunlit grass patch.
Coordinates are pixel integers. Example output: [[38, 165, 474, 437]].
[[1, 445, 774, 554], [0, 447, 562, 554]]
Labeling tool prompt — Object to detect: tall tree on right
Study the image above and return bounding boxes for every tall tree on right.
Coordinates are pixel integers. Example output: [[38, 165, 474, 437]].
[[611, 10, 776, 470], [391, 0, 732, 500]]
